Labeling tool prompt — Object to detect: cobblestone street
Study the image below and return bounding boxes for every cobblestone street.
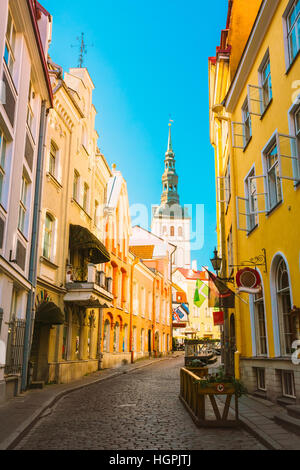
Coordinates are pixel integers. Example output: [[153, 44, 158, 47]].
[[16, 357, 265, 450]]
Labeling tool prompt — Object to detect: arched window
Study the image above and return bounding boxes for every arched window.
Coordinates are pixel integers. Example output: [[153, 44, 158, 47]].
[[170, 226, 175, 237], [141, 329, 144, 353], [276, 258, 292, 354], [123, 324, 128, 352], [178, 226, 183, 237], [132, 326, 137, 351], [43, 213, 54, 260], [103, 320, 110, 352], [113, 322, 120, 352], [254, 287, 267, 356]]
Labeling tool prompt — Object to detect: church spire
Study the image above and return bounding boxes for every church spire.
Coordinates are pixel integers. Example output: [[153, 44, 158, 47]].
[[167, 122, 173, 152], [161, 122, 179, 206]]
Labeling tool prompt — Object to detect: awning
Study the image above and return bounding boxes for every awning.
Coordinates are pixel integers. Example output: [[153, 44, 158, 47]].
[[35, 301, 64, 325], [69, 225, 110, 264]]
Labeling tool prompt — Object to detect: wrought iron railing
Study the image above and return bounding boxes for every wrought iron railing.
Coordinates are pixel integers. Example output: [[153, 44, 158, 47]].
[[5, 318, 26, 376]]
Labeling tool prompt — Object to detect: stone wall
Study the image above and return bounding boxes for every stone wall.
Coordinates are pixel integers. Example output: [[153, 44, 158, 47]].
[[240, 357, 300, 405]]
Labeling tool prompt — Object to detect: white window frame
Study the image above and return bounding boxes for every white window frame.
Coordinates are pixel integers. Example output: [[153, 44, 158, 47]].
[[0, 130, 7, 205], [283, 0, 300, 68], [4, 10, 16, 76], [256, 368, 266, 391], [242, 98, 252, 147], [281, 370, 296, 398]]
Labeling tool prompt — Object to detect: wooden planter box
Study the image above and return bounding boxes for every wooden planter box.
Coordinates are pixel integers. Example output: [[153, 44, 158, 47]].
[[197, 382, 236, 395], [186, 367, 208, 378]]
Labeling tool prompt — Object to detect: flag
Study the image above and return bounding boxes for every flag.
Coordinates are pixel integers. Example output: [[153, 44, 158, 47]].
[[206, 269, 235, 309], [194, 280, 209, 308], [213, 310, 224, 326], [172, 310, 180, 322]]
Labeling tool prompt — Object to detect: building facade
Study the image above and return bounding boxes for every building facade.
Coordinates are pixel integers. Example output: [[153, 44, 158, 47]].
[[173, 267, 221, 341], [151, 124, 191, 270], [0, 0, 52, 402], [210, 0, 300, 404], [32, 62, 113, 385]]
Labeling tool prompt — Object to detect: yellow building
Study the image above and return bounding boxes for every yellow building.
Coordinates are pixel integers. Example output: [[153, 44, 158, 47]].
[[172, 268, 221, 341], [210, 0, 300, 404], [32, 61, 113, 385]]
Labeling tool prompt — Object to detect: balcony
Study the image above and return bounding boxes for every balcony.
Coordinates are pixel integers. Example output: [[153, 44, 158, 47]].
[[64, 264, 113, 308]]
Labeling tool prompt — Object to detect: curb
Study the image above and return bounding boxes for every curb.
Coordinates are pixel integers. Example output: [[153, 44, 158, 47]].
[[2, 355, 177, 450], [239, 416, 283, 450]]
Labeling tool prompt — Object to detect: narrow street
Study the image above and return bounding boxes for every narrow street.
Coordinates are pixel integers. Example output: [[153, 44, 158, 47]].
[[16, 357, 265, 450]]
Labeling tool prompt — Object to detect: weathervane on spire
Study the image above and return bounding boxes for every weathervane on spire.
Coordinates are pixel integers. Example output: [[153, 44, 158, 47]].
[[167, 118, 174, 152]]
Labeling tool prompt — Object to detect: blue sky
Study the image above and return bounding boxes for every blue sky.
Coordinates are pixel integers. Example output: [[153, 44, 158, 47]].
[[43, 0, 228, 269]]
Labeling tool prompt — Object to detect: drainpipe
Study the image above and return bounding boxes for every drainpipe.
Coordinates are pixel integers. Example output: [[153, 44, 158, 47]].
[[215, 114, 242, 377], [129, 257, 139, 363], [170, 245, 177, 352], [21, 101, 48, 391]]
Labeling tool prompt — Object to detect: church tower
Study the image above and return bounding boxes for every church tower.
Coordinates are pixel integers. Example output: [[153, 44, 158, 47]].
[[151, 123, 191, 270]]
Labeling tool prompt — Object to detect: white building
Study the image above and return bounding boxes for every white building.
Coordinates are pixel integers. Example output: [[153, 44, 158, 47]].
[[151, 124, 191, 270], [0, 0, 52, 402]]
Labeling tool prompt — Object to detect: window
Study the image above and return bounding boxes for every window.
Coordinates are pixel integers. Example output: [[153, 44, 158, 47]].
[[141, 287, 146, 317], [83, 183, 89, 212], [178, 226, 183, 237], [266, 143, 282, 209], [43, 213, 54, 260], [148, 291, 152, 320], [242, 99, 252, 147], [4, 11, 16, 75], [276, 259, 292, 355], [256, 368, 266, 391], [132, 326, 137, 351], [113, 322, 120, 352], [260, 57, 272, 110], [103, 320, 110, 352], [73, 170, 79, 201], [170, 226, 175, 237], [18, 175, 28, 234], [94, 200, 99, 227], [281, 370, 296, 398], [227, 226, 233, 275], [246, 170, 258, 231], [123, 324, 128, 352], [295, 106, 300, 159], [225, 159, 231, 208], [254, 288, 267, 356], [49, 141, 57, 177], [27, 81, 34, 133], [0, 131, 7, 204], [287, 0, 300, 64], [141, 329, 145, 353]]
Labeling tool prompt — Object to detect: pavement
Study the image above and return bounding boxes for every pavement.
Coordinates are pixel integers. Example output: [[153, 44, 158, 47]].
[[217, 393, 300, 450], [0, 353, 299, 450]]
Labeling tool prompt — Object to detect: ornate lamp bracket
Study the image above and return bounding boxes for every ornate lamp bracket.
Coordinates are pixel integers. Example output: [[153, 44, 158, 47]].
[[229, 249, 267, 274]]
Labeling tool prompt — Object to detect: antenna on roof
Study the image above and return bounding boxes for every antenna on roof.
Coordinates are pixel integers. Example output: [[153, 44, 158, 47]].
[[71, 33, 93, 68]]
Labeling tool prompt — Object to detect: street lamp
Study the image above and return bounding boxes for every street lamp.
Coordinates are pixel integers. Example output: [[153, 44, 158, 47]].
[[210, 248, 234, 283], [210, 247, 222, 275]]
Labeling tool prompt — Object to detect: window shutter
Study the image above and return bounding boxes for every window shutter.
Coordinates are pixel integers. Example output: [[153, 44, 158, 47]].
[[16, 240, 26, 270]]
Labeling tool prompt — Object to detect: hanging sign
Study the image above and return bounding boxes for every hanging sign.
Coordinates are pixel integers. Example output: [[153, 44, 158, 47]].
[[236, 268, 262, 294]]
